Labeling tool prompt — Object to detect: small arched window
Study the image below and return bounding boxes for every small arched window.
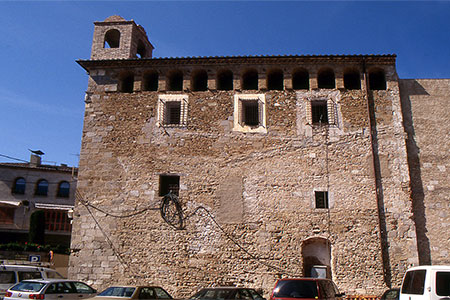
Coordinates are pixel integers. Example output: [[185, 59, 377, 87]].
[[12, 177, 26, 195], [143, 71, 159, 91], [369, 69, 387, 90], [344, 69, 361, 90], [57, 181, 70, 198], [267, 69, 284, 91], [242, 69, 258, 90], [35, 179, 48, 196], [216, 70, 233, 91], [104, 29, 120, 48], [167, 70, 183, 91], [318, 68, 335, 89], [191, 70, 208, 91], [136, 40, 146, 58], [292, 69, 309, 90], [119, 73, 134, 93]]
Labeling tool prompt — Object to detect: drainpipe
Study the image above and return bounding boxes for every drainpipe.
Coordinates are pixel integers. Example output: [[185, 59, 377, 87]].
[[362, 57, 391, 287]]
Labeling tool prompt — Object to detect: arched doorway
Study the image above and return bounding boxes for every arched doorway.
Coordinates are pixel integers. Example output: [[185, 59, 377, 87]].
[[302, 237, 332, 279]]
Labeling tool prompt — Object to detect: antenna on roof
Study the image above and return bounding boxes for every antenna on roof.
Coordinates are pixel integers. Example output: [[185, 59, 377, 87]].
[[28, 149, 45, 156]]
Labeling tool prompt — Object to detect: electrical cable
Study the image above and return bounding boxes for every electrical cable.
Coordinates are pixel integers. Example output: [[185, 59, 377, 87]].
[[76, 190, 295, 277]]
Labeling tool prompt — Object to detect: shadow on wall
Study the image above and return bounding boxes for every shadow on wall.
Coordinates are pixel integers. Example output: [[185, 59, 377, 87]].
[[399, 79, 431, 265]]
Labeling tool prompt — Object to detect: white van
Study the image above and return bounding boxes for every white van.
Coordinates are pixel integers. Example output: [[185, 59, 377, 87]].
[[0, 265, 64, 299], [400, 265, 450, 300]]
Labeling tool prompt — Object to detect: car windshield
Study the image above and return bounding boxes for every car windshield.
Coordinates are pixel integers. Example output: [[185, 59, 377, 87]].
[[98, 287, 136, 297], [10, 281, 45, 292], [272, 281, 318, 298], [191, 289, 234, 300]]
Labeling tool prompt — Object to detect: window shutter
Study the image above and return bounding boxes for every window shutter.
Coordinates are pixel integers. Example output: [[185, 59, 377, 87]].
[[181, 99, 188, 126], [238, 99, 243, 126], [258, 99, 264, 127], [327, 99, 335, 125], [306, 100, 312, 125]]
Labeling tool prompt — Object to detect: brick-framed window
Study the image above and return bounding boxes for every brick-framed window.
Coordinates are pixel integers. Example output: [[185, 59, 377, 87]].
[[306, 98, 335, 126], [315, 191, 329, 209], [44, 210, 71, 232], [157, 95, 188, 127], [233, 94, 267, 133]]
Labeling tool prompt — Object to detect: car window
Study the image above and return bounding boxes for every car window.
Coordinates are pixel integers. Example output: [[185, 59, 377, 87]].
[[73, 282, 95, 294], [139, 287, 155, 299], [45, 271, 64, 279], [273, 280, 318, 298], [216, 290, 233, 300], [402, 270, 426, 295], [436, 272, 450, 296], [11, 281, 45, 292], [46, 282, 76, 294], [247, 289, 263, 300], [381, 289, 399, 300], [18, 272, 42, 281], [236, 289, 252, 300], [99, 287, 136, 297], [154, 287, 172, 299], [0, 271, 16, 284]]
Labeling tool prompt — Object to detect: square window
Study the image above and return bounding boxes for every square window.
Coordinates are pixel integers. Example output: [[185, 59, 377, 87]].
[[165, 101, 181, 125], [242, 100, 259, 126], [233, 94, 267, 133], [311, 101, 328, 124], [315, 191, 329, 209], [159, 175, 180, 196], [157, 95, 188, 127]]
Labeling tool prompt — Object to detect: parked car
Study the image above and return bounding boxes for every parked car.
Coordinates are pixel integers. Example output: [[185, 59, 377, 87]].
[[190, 287, 265, 300], [270, 278, 344, 300], [4, 279, 96, 300], [399, 265, 450, 300], [91, 286, 173, 300], [381, 288, 400, 300], [0, 265, 64, 299]]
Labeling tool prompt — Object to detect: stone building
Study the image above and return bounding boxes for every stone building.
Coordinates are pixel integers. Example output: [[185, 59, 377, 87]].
[[68, 16, 449, 297], [0, 153, 77, 248]]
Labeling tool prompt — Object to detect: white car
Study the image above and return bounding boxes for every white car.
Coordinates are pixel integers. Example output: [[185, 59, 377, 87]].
[[5, 279, 96, 300], [0, 265, 64, 299]]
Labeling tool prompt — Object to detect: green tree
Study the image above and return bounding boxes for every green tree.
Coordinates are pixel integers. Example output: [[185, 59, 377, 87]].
[[29, 210, 45, 245]]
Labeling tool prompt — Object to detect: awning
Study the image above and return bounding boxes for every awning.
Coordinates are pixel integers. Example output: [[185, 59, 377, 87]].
[[0, 200, 22, 207], [34, 203, 74, 211]]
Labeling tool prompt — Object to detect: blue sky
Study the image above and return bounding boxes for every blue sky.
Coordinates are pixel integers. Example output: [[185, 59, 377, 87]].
[[0, 1, 449, 167]]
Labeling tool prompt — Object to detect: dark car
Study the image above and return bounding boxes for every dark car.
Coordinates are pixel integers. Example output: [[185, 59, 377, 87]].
[[270, 278, 344, 300], [381, 288, 400, 300], [190, 287, 265, 300]]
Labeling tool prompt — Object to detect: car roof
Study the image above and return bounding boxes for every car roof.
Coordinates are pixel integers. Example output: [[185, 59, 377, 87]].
[[277, 278, 330, 281], [21, 279, 80, 283], [0, 265, 56, 271]]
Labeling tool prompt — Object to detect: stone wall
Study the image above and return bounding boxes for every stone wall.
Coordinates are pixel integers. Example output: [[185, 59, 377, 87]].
[[399, 79, 450, 266], [70, 73, 418, 297]]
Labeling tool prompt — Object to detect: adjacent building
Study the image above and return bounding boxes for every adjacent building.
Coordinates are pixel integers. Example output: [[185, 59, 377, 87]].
[[0, 154, 77, 248], [68, 16, 450, 297]]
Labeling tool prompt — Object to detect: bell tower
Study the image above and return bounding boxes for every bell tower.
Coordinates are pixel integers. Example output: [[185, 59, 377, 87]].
[[90, 15, 154, 60]]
